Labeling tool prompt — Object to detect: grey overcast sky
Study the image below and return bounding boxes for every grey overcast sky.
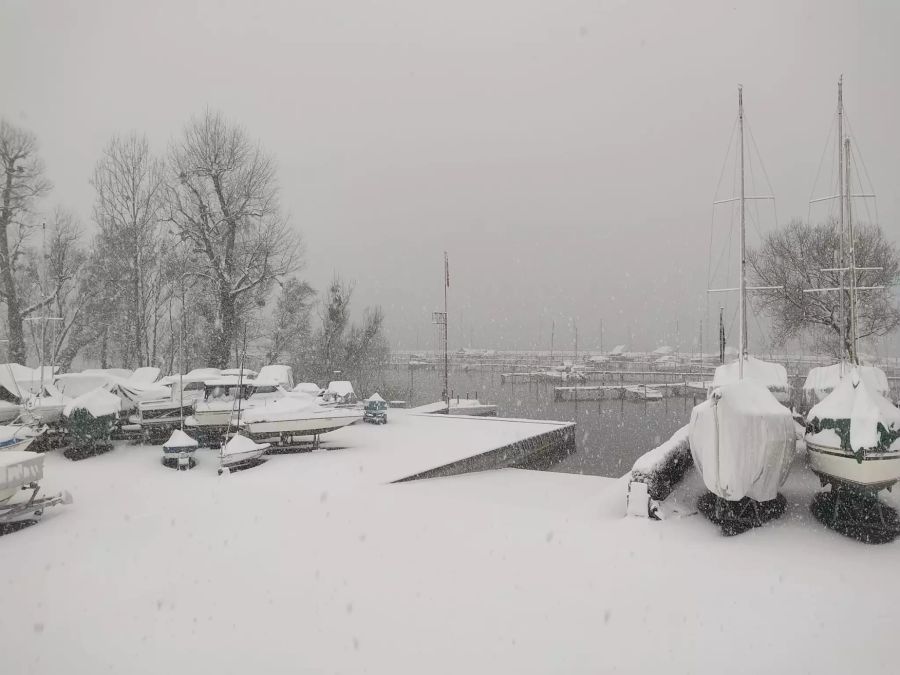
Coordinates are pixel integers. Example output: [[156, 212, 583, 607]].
[[3, 0, 899, 353]]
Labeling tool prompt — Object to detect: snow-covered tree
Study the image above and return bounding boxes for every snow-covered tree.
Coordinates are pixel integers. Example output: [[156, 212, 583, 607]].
[[0, 119, 53, 363], [167, 110, 302, 368], [749, 218, 900, 360]]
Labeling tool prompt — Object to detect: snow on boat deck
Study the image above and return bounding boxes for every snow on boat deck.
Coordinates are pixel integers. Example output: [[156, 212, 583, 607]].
[[2, 412, 899, 674]]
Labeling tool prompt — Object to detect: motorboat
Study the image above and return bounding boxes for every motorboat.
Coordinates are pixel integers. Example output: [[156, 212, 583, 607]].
[[239, 396, 363, 444], [219, 433, 269, 473], [0, 450, 72, 525], [191, 376, 288, 443], [321, 381, 357, 405], [257, 365, 294, 390], [805, 369, 900, 490], [0, 425, 38, 452], [23, 383, 69, 425]]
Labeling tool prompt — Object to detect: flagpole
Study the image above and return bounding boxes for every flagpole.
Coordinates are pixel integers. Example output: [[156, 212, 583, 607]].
[[444, 251, 450, 413]]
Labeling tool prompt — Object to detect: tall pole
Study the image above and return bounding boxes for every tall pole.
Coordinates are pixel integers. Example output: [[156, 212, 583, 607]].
[[599, 317, 604, 353], [444, 252, 449, 412], [838, 76, 846, 373], [550, 319, 555, 364], [179, 274, 186, 431], [738, 85, 747, 380], [846, 137, 858, 365]]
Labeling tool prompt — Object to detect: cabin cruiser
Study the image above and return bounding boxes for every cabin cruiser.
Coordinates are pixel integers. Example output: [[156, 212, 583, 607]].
[[188, 376, 288, 445], [239, 396, 363, 445]]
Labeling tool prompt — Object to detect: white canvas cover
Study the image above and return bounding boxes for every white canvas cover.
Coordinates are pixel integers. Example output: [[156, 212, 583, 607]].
[[807, 370, 900, 452], [803, 363, 890, 403], [292, 382, 322, 395], [257, 365, 294, 389], [711, 356, 790, 394], [689, 380, 795, 501], [63, 388, 121, 418], [128, 367, 161, 384], [222, 433, 269, 457], [163, 429, 199, 450]]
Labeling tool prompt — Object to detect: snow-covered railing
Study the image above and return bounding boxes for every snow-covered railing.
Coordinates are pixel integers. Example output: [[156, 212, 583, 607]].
[[626, 424, 693, 519]]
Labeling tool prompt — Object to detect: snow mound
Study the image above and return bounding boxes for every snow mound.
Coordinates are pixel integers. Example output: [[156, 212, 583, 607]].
[[293, 382, 322, 395], [689, 380, 795, 501]]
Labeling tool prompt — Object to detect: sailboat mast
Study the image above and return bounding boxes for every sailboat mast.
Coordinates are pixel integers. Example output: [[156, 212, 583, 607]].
[[838, 76, 846, 373], [443, 251, 449, 411], [846, 137, 858, 365], [738, 86, 747, 380]]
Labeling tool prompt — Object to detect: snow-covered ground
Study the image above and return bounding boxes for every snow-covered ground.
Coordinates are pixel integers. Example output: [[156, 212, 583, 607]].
[[2, 410, 899, 674]]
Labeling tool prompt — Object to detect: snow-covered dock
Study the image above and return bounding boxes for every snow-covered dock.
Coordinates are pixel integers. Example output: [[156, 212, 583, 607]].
[[410, 399, 499, 417], [554, 382, 696, 401]]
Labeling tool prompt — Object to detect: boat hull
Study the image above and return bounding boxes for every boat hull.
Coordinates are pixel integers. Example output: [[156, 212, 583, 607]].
[[243, 413, 362, 439], [807, 440, 900, 490], [220, 447, 267, 467]]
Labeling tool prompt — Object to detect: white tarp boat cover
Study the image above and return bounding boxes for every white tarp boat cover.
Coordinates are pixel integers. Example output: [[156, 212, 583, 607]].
[[163, 429, 199, 450], [221, 368, 258, 378], [105, 380, 171, 409], [711, 356, 790, 394], [367, 393, 385, 402], [326, 381, 354, 397], [803, 363, 890, 403], [128, 367, 161, 384], [0, 451, 43, 491], [689, 380, 795, 502], [63, 388, 121, 418], [83, 368, 133, 380], [806, 370, 900, 454], [222, 433, 269, 457], [257, 365, 294, 390], [0, 364, 59, 398], [293, 383, 322, 395]]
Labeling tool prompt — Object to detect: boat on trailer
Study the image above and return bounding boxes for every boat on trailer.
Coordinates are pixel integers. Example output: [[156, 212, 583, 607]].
[[0, 451, 72, 529], [239, 397, 363, 448], [688, 86, 796, 535], [801, 78, 900, 543], [218, 433, 269, 474]]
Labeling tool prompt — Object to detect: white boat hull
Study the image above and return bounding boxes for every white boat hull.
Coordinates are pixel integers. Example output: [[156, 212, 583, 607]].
[[807, 440, 900, 490], [220, 447, 267, 467], [243, 412, 362, 438], [0, 438, 35, 453]]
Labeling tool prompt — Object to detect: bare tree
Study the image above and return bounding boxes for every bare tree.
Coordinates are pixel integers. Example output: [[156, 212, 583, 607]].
[[167, 110, 302, 368], [748, 218, 900, 360], [91, 133, 167, 367], [264, 277, 315, 366], [0, 119, 52, 362]]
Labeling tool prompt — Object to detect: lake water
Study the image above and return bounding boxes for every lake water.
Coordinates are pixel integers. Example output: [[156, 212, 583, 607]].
[[371, 367, 699, 478]]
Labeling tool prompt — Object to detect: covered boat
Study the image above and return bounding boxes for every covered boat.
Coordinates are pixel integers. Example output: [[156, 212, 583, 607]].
[[690, 380, 796, 502], [219, 433, 269, 472], [162, 429, 199, 470], [1, 450, 72, 524], [709, 356, 792, 405], [805, 369, 900, 490], [240, 396, 363, 442], [802, 363, 889, 404]]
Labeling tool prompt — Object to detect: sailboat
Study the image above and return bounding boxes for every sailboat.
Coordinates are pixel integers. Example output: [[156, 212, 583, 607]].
[[688, 87, 796, 535], [801, 81, 900, 542]]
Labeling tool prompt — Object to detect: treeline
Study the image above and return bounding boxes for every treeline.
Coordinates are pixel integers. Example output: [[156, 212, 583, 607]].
[[0, 113, 389, 385]]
